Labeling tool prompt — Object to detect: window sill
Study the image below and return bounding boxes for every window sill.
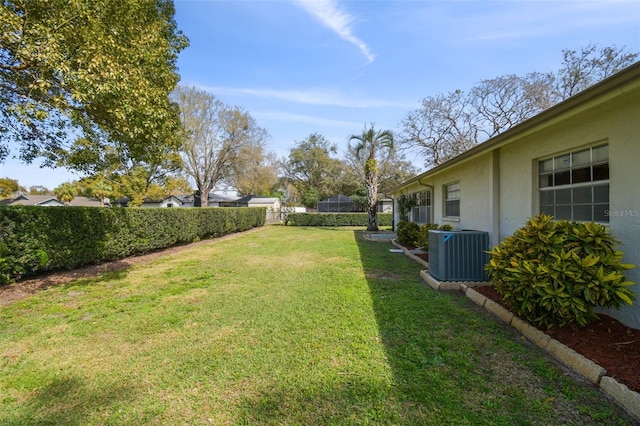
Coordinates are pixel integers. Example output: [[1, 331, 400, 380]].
[[442, 217, 460, 222]]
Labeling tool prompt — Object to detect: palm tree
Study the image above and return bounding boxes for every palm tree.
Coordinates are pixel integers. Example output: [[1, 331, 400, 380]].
[[349, 124, 394, 231], [54, 182, 76, 205], [91, 181, 113, 207]]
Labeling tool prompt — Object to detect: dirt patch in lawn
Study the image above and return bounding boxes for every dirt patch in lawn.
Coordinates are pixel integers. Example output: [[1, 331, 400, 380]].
[[475, 285, 640, 394]]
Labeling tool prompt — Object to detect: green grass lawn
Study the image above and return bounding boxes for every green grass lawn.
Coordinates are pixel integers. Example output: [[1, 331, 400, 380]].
[[0, 226, 632, 425]]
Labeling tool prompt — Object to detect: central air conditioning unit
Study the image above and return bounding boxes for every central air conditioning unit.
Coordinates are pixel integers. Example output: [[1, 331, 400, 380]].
[[428, 230, 490, 282]]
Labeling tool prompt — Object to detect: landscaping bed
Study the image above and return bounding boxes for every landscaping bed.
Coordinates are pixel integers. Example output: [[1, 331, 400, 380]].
[[392, 236, 640, 396], [474, 285, 640, 393]]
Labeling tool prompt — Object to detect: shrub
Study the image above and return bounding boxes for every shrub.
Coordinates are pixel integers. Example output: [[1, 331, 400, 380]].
[[285, 213, 391, 227], [416, 223, 440, 249], [485, 214, 635, 329], [396, 221, 420, 247], [0, 206, 266, 284]]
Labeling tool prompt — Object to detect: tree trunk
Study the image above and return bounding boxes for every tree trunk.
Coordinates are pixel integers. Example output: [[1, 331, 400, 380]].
[[366, 170, 378, 231], [199, 185, 209, 207]]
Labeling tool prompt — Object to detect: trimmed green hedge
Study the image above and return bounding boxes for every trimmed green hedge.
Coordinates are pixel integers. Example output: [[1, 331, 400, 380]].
[[0, 206, 265, 284], [285, 212, 392, 227]]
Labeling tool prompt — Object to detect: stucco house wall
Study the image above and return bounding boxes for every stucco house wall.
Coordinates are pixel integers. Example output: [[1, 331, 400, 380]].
[[391, 63, 640, 329]]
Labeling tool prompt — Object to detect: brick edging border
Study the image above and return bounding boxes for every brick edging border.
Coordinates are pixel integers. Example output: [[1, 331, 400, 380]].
[[393, 241, 640, 421], [391, 240, 429, 269], [459, 282, 640, 421]]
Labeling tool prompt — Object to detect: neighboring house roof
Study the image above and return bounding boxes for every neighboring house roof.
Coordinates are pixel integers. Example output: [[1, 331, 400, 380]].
[[142, 195, 183, 204], [208, 193, 236, 202], [68, 197, 104, 207], [0, 194, 63, 206], [0, 195, 107, 207], [247, 197, 280, 205], [230, 195, 279, 204], [392, 61, 640, 192]]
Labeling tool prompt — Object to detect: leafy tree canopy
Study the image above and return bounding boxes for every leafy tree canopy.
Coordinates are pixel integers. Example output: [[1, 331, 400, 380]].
[[0, 0, 188, 172], [281, 133, 346, 208], [0, 176, 24, 197]]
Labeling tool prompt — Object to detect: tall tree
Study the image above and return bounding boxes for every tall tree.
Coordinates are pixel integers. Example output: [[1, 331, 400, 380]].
[[349, 124, 394, 231], [54, 182, 76, 205], [470, 72, 555, 139], [344, 143, 417, 195], [0, 177, 24, 197], [174, 86, 268, 207], [399, 90, 477, 169], [399, 44, 638, 171], [28, 185, 52, 195], [230, 147, 279, 197], [0, 0, 188, 169], [554, 43, 638, 99], [281, 133, 344, 208]]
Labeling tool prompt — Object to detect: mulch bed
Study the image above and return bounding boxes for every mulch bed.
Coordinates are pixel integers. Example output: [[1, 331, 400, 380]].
[[394, 239, 639, 393], [474, 285, 640, 393]]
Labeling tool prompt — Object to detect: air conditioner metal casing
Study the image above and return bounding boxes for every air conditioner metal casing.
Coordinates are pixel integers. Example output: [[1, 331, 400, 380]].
[[428, 230, 490, 282]]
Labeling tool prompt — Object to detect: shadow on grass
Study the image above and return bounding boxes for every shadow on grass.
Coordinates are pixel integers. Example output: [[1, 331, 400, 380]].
[[350, 230, 634, 425], [0, 375, 136, 425]]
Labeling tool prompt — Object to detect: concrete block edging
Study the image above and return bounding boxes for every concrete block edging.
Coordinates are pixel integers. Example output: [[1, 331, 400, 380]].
[[434, 280, 639, 422], [399, 247, 639, 421]]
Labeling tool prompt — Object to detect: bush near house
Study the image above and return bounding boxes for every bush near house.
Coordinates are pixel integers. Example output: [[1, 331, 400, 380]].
[[485, 214, 636, 329], [285, 212, 392, 227], [396, 221, 454, 249], [0, 206, 265, 284], [396, 221, 420, 247]]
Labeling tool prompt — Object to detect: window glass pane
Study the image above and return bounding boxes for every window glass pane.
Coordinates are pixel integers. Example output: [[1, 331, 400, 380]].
[[412, 207, 420, 222], [539, 173, 553, 188], [572, 149, 591, 166], [594, 184, 609, 203], [593, 163, 609, 181], [573, 186, 592, 204], [541, 205, 555, 216], [556, 189, 571, 204], [594, 204, 609, 223], [555, 154, 571, 170], [445, 200, 460, 217], [555, 171, 571, 185], [540, 190, 554, 206], [538, 144, 608, 223], [540, 159, 554, 172], [556, 206, 572, 220], [592, 145, 609, 162], [573, 205, 593, 221], [572, 167, 591, 183]]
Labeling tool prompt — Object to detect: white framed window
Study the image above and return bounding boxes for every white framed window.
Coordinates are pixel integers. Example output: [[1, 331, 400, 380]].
[[444, 182, 460, 218], [411, 190, 431, 223], [539, 144, 609, 222]]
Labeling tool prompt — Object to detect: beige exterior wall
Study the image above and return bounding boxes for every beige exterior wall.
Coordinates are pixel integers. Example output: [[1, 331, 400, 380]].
[[392, 69, 640, 328]]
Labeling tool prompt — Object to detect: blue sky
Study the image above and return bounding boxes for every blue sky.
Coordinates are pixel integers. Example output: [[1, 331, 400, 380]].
[[2, 0, 639, 190]]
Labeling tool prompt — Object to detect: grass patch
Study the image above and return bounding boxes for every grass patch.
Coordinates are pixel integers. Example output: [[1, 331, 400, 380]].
[[0, 226, 632, 424]]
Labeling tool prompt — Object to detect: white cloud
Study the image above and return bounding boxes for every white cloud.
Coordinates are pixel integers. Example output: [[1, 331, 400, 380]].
[[292, 0, 375, 63], [253, 111, 361, 129], [198, 85, 413, 109], [458, 1, 640, 43]]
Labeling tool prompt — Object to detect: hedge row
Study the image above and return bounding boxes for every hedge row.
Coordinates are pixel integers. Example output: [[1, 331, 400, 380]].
[[0, 206, 266, 284], [285, 212, 392, 227]]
